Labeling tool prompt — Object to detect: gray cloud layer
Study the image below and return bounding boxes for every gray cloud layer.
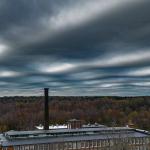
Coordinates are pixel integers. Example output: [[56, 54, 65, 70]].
[[0, 0, 150, 96]]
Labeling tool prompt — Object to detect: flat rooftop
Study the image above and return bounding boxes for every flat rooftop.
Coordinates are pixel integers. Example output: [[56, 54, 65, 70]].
[[0, 127, 149, 147]]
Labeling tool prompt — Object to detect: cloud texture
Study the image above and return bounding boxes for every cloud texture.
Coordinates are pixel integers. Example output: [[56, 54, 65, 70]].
[[0, 0, 150, 96]]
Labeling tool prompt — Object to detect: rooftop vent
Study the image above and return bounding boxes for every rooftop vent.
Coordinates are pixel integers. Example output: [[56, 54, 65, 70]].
[[67, 119, 83, 129]]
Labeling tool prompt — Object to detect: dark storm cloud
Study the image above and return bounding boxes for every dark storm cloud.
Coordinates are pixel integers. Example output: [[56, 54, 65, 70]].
[[0, 0, 150, 96], [4, 0, 150, 57]]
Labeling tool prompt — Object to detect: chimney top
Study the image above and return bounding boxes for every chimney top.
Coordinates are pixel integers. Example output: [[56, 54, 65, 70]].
[[44, 88, 49, 130]]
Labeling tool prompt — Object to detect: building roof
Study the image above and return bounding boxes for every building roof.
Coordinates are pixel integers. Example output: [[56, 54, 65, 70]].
[[82, 123, 106, 128], [35, 124, 67, 130], [35, 123, 106, 130], [0, 127, 149, 146], [4, 127, 132, 137]]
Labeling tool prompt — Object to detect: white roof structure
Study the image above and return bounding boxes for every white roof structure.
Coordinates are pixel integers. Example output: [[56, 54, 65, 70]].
[[35, 124, 67, 130]]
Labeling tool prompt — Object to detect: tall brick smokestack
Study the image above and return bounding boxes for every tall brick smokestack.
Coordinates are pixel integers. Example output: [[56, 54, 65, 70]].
[[44, 88, 49, 130]]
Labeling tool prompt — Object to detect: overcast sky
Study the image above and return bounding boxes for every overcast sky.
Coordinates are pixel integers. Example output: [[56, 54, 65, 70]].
[[0, 0, 150, 96]]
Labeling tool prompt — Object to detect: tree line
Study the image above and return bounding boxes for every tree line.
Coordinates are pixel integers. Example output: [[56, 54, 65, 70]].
[[0, 96, 150, 132]]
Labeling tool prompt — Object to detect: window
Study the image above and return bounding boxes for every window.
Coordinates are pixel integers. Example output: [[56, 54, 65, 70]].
[[68, 142, 73, 149], [85, 141, 89, 148], [72, 142, 77, 149], [76, 141, 81, 149], [81, 141, 85, 148], [24, 145, 30, 150]]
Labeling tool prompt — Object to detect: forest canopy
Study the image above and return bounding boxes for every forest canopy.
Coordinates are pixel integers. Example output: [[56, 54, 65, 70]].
[[0, 96, 150, 132]]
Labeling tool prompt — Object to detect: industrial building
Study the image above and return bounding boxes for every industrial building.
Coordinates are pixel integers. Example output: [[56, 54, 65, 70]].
[[0, 88, 149, 150], [0, 125, 150, 150]]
